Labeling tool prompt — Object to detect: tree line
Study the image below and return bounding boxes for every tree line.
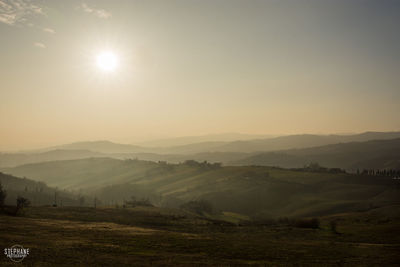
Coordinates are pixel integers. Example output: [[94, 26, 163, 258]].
[[358, 169, 400, 178]]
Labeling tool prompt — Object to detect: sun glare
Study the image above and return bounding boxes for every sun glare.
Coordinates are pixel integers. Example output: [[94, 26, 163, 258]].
[[96, 51, 118, 72]]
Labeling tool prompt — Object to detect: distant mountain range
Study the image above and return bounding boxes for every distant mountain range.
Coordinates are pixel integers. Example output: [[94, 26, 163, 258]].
[[56, 131, 400, 154], [230, 138, 400, 171], [137, 133, 276, 147], [0, 149, 105, 168], [0, 131, 399, 169], [213, 131, 400, 153], [54, 141, 143, 154]]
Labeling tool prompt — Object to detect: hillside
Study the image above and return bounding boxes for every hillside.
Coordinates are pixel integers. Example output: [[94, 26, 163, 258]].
[[2, 158, 399, 219], [0, 172, 80, 206], [232, 138, 400, 171], [0, 149, 105, 168], [214, 131, 400, 153]]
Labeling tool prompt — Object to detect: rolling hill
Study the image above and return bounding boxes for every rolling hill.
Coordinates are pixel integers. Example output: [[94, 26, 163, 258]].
[[2, 158, 399, 218], [56, 131, 400, 154], [0, 172, 80, 206], [137, 132, 275, 147], [2, 131, 400, 169], [0, 149, 105, 168], [214, 131, 400, 153], [231, 138, 400, 170], [54, 141, 144, 154]]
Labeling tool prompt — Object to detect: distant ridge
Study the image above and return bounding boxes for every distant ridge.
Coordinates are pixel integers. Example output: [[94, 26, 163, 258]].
[[137, 133, 276, 147], [1, 131, 400, 168], [231, 138, 400, 170], [55, 131, 400, 154], [55, 140, 144, 154], [214, 131, 400, 153], [0, 149, 104, 168]]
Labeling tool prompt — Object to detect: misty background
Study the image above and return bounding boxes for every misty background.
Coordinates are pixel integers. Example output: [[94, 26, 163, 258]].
[[1, 0, 399, 150]]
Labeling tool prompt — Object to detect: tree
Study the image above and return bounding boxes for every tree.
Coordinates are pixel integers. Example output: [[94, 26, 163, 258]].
[[124, 196, 153, 208], [16, 197, 30, 215], [17, 197, 30, 208], [0, 182, 6, 208]]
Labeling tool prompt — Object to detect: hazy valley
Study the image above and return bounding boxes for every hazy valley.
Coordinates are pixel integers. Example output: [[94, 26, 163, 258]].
[[1, 132, 400, 265], [1, 131, 400, 218]]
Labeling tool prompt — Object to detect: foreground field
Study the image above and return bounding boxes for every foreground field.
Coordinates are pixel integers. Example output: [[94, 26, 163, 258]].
[[1, 206, 400, 266]]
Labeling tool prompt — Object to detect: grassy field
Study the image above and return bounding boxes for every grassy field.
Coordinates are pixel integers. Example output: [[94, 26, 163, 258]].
[[1, 205, 400, 266]]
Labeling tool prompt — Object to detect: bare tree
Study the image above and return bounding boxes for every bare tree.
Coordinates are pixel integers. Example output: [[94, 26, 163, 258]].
[[16, 196, 30, 215], [0, 182, 6, 208]]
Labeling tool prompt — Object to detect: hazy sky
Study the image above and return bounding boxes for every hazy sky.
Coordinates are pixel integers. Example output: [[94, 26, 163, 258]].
[[1, 0, 399, 150]]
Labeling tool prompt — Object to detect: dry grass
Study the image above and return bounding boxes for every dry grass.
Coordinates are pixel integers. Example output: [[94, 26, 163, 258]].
[[1, 206, 400, 266]]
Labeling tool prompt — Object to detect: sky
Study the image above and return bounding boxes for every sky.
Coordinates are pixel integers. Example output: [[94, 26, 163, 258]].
[[0, 0, 399, 150]]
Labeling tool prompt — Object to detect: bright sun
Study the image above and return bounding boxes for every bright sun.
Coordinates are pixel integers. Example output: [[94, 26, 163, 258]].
[[96, 51, 118, 72]]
